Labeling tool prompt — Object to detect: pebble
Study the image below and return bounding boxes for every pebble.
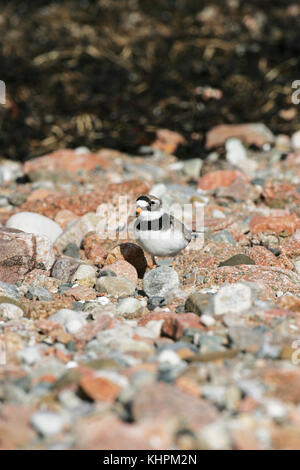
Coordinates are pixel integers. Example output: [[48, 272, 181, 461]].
[[51, 256, 82, 282], [26, 286, 53, 301], [182, 158, 203, 179], [95, 276, 136, 298], [31, 411, 64, 437], [226, 138, 247, 166], [185, 292, 212, 316], [116, 297, 141, 315], [219, 254, 256, 267], [0, 302, 24, 320], [49, 308, 87, 334], [143, 266, 179, 298], [210, 230, 236, 245], [0, 281, 20, 301], [214, 283, 252, 315], [63, 242, 80, 258], [158, 349, 183, 365], [70, 264, 96, 287], [147, 296, 166, 310], [291, 130, 300, 150], [18, 347, 41, 365], [6, 212, 62, 243]]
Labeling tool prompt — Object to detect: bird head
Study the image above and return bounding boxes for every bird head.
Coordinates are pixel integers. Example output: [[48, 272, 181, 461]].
[[136, 194, 162, 216]]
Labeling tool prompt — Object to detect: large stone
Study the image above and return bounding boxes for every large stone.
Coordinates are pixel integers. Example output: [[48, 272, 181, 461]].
[[198, 170, 247, 191], [0, 229, 35, 283], [206, 123, 274, 149], [250, 214, 298, 236], [6, 212, 62, 243]]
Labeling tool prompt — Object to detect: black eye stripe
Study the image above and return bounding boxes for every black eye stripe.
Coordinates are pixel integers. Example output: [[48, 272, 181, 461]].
[[136, 195, 151, 203]]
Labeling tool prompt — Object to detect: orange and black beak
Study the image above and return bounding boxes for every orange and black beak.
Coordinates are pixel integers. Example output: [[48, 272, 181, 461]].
[[136, 207, 142, 216]]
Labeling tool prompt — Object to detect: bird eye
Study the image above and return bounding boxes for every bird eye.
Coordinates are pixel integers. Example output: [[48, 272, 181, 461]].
[[150, 200, 155, 205]]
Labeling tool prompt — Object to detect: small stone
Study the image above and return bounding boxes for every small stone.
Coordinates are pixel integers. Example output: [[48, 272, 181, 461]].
[[198, 170, 247, 191], [198, 421, 231, 450], [106, 243, 148, 278], [147, 296, 166, 311], [219, 254, 256, 267], [35, 234, 56, 270], [31, 411, 64, 437], [251, 177, 265, 186], [182, 158, 203, 179], [26, 287, 53, 301], [83, 232, 107, 265], [200, 314, 215, 327], [116, 297, 141, 315], [51, 256, 82, 282], [79, 375, 121, 402], [70, 264, 96, 288], [185, 293, 212, 316], [151, 128, 186, 154], [228, 326, 264, 353], [55, 213, 100, 251], [291, 130, 300, 150], [55, 209, 79, 230], [95, 276, 136, 298], [214, 283, 252, 315], [49, 308, 87, 334], [63, 242, 79, 259], [162, 313, 204, 340], [226, 138, 247, 166], [0, 281, 20, 301], [6, 212, 62, 243], [158, 349, 183, 365], [18, 347, 41, 365], [101, 260, 138, 284], [0, 303, 24, 320], [98, 269, 117, 278], [210, 230, 236, 245], [143, 266, 179, 298]]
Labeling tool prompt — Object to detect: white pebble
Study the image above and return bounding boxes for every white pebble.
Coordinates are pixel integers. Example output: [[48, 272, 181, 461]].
[[18, 347, 41, 365], [214, 283, 252, 315], [116, 297, 141, 315], [158, 349, 182, 365], [31, 411, 64, 437], [291, 130, 300, 150], [6, 212, 62, 243], [200, 314, 215, 327], [50, 308, 87, 334]]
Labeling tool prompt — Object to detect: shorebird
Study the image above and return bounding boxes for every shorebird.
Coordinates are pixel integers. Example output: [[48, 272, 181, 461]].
[[134, 194, 193, 262]]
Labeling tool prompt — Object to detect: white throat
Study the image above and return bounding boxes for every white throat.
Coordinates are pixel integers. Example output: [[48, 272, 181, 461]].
[[138, 208, 164, 221]]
